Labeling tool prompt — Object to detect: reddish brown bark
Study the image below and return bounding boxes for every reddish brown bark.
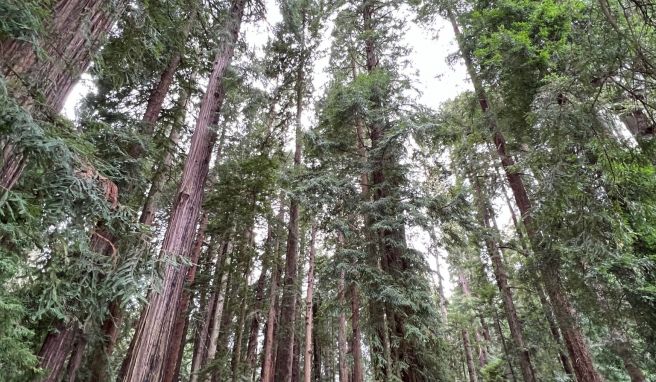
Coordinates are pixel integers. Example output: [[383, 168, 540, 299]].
[[120, 0, 246, 379], [462, 329, 478, 382], [1, 0, 126, 112], [37, 322, 78, 382], [448, 8, 604, 382], [162, 212, 209, 382]]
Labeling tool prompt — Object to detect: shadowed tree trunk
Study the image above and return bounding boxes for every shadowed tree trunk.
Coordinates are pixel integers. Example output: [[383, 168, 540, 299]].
[[120, 0, 246, 379], [462, 329, 478, 382], [303, 225, 318, 382]]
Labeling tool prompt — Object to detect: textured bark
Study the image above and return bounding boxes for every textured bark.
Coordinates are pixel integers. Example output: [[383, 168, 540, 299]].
[[462, 330, 478, 382], [471, 175, 536, 382], [37, 322, 78, 382], [303, 226, 318, 382], [0, 0, 127, 192], [120, 0, 246, 379], [163, 213, 209, 382], [448, 8, 604, 382], [1, 0, 126, 111], [64, 333, 86, 382]]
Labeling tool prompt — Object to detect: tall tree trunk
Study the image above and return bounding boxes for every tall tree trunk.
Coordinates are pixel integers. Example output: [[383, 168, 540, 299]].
[[204, 249, 232, 377], [470, 174, 536, 382], [448, 9, 604, 382], [462, 329, 478, 382], [337, 268, 349, 382], [261, 200, 286, 382], [188, 240, 230, 382], [120, 0, 246, 379], [246, 228, 273, 369], [163, 212, 209, 382], [493, 311, 518, 382], [303, 225, 318, 382], [312, 300, 322, 382], [350, 283, 364, 382], [261, 263, 281, 382], [89, 76, 191, 382], [275, 7, 307, 379]]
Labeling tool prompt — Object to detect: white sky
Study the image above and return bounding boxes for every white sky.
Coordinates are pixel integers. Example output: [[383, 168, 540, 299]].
[[63, 3, 475, 299]]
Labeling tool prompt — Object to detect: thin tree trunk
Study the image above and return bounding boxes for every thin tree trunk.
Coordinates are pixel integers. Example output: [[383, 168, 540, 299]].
[[470, 174, 536, 382], [275, 7, 306, 378], [337, 269, 349, 382], [303, 225, 318, 382], [189, 240, 229, 382], [493, 311, 518, 382], [120, 0, 246, 378], [462, 329, 478, 382], [204, 250, 232, 374], [350, 283, 364, 382], [312, 300, 322, 382], [448, 9, 604, 382]]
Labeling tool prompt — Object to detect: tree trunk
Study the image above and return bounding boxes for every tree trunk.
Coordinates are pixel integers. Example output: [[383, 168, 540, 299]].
[[163, 212, 209, 382], [462, 329, 478, 382], [470, 174, 536, 382], [335, 269, 348, 382], [204, 249, 232, 375], [189, 240, 229, 382], [37, 322, 78, 382], [245, 229, 273, 369], [0, 0, 127, 192], [303, 225, 318, 382], [312, 300, 322, 382], [275, 7, 306, 378], [493, 311, 518, 382], [120, 0, 246, 379], [448, 9, 604, 382], [350, 283, 364, 382], [0, 0, 126, 112]]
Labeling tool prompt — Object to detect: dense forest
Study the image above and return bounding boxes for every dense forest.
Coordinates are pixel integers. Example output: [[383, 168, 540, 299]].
[[0, 0, 655, 381]]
